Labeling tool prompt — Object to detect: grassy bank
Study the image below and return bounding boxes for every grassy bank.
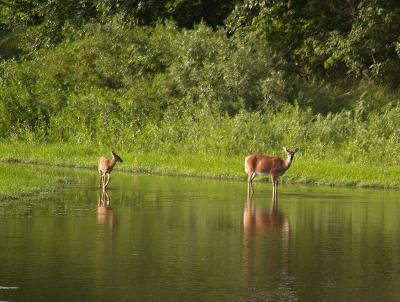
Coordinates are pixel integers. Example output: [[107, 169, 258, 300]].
[[3, 142, 400, 191], [1, 22, 400, 195], [0, 163, 70, 201]]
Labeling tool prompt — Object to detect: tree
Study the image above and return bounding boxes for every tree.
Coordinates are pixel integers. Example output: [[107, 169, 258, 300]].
[[226, 0, 400, 86], [0, 0, 235, 54]]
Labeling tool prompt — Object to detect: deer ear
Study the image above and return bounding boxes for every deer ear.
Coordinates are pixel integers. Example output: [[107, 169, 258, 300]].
[[294, 147, 299, 153], [283, 147, 288, 153]]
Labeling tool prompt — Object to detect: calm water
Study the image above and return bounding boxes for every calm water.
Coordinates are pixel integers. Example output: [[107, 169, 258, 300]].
[[1, 166, 400, 302]]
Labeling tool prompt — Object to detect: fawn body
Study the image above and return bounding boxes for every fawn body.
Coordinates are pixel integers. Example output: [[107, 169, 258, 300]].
[[98, 151, 123, 190]]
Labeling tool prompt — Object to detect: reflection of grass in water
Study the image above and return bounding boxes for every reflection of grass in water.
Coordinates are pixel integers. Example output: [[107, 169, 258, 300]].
[[0, 165, 69, 200], [1, 142, 400, 190]]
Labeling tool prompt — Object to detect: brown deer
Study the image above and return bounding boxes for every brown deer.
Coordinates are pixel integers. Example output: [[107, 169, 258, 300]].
[[98, 151, 123, 190], [245, 147, 298, 197]]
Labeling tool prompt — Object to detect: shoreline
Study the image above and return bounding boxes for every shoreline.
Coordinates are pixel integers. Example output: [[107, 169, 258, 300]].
[[0, 144, 399, 202]]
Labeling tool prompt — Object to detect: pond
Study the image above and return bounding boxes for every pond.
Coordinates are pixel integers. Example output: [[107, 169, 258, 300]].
[[1, 166, 400, 301]]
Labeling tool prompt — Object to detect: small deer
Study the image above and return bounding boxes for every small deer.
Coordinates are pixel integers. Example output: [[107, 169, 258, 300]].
[[98, 151, 123, 190], [245, 147, 299, 197]]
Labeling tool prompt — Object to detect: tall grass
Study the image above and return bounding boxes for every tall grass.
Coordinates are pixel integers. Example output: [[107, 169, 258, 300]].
[[1, 21, 400, 191]]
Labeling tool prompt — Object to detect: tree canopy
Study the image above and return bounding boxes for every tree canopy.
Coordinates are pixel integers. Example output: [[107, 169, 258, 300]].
[[1, 0, 400, 86]]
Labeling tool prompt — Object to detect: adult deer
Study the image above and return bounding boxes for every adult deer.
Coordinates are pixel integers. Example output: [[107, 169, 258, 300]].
[[245, 147, 299, 197], [98, 151, 123, 190]]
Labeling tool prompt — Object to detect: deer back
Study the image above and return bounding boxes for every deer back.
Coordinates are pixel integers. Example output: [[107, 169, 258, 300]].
[[98, 156, 114, 173], [246, 153, 286, 175]]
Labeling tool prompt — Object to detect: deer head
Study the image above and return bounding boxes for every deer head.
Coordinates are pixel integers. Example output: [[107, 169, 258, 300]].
[[111, 151, 123, 163]]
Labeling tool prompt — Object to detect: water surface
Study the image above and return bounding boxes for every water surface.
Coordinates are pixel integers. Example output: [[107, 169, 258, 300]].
[[1, 166, 400, 301]]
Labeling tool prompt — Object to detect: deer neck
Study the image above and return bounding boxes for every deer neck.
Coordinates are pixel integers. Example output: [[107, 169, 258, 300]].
[[109, 157, 117, 170], [283, 154, 294, 170]]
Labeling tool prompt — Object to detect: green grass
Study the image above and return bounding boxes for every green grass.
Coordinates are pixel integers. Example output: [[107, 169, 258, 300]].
[[1, 142, 400, 201], [0, 163, 70, 200]]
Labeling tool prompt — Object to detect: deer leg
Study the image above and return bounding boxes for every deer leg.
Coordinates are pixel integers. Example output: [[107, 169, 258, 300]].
[[104, 191, 110, 206], [271, 175, 277, 200], [248, 172, 256, 195], [98, 190, 102, 207], [99, 172, 103, 190], [102, 174, 106, 190], [247, 182, 254, 197], [247, 173, 252, 196], [104, 173, 111, 188]]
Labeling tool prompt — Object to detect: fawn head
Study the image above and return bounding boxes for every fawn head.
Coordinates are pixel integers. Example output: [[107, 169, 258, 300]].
[[111, 151, 123, 163], [283, 147, 299, 159]]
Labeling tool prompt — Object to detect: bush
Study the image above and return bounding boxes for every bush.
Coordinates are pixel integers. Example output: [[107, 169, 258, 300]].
[[1, 20, 400, 165]]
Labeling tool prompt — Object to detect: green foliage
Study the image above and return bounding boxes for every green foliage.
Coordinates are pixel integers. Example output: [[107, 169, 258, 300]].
[[0, 21, 281, 140], [0, 0, 235, 55], [2, 0, 400, 86], [2, 1, 400, 192], [1, 17, 400, 178], [228, 0, 400, 86], [321, 1, 400, 85]]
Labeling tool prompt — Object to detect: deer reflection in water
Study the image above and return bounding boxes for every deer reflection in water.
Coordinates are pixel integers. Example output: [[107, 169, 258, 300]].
[[97, 190, 114, 229], [243, 194, 291, 293], [243, 195, 289, 239]]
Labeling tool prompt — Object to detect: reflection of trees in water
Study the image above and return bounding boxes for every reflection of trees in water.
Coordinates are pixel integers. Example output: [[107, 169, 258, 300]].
[[242, 194, 296, 301]]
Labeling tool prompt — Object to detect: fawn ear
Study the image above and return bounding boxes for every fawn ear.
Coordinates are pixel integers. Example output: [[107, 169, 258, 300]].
[[111, 151, 123, 162], [282, 147, 288, 153]]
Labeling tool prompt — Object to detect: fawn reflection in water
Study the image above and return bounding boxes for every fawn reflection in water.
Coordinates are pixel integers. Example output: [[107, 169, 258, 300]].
[[97, 190, 115, 230]]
